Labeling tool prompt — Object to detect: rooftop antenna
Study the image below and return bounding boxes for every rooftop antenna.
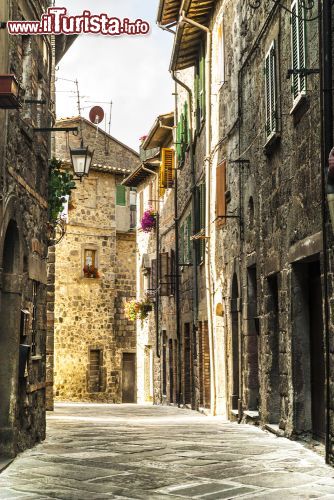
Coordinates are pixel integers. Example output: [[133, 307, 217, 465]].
[[75, 78, 84, 143]]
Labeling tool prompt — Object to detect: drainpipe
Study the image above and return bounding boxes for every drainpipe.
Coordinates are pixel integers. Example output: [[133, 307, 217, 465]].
[[319, 0, 332, 465], [170, 71, 199, 409], [180, 13, 216, 415], [141, 164, 161, 359]]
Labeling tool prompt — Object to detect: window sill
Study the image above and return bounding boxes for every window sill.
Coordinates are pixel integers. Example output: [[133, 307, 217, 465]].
[[289, 93, 309, 124], [80, 277, 102, 282], [263, 132, 280, 156], [31, 355, 42, 362]]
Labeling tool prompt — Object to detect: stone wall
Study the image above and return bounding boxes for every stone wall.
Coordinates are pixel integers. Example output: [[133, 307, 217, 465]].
[[0, 0, 53, 456], [53, 122, 138, 403]]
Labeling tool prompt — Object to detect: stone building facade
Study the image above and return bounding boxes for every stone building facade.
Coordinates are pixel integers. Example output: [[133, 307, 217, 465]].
[[123, 113, 175, 405], [157, 0, 334, 464], [53, 117, 139, 403], [0, 0, 74, 456]]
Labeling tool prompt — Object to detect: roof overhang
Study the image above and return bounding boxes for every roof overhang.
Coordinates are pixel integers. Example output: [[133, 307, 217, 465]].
[[157, 0, 182, 26], [122, 164, 157, 188], [159, 0, 215, 71], [55, 35, 78, 65], [142, 112, 174, 150]]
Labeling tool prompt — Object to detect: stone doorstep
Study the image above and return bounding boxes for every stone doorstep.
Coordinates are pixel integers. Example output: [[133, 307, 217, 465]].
[[264, 423, 285, 438], [0, 456, 14, 474], [243, 410, 259, 419], [198, 407, 211, 416]]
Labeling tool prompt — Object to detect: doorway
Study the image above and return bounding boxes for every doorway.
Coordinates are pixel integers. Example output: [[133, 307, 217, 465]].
[[246, 266, 259, 411], [169, 339, 174, 403], [0, 220, 22, 454], [292, 260, 325, 440], [122, 353, 136, 403], [231, 274, 240, 410], [267, 274, 280, 424], [184, 323, 191, 405]]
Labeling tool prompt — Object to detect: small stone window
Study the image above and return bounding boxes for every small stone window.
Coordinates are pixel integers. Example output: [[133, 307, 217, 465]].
[[88, 349, 103, 393], [83, 249, 99, 278]]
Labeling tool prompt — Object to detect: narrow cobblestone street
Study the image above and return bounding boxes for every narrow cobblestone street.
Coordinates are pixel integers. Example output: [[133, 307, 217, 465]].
[[1, 404, 334, 499]]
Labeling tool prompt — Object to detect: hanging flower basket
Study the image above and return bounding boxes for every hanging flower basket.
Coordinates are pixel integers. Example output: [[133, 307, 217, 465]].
[[125, 296, 153, 323], [83, 265, 100, 279], [141, 208, 157, 233]]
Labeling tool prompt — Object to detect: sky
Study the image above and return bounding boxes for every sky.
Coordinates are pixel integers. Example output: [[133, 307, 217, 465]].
[[55, 0, 174, 151]]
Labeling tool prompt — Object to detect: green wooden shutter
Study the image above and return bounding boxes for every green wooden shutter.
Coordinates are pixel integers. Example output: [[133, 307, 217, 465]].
[[200, 183, 206, 261], [199, 45, 205, 120], [298, 0, 306, 93], [265, 41, 277, 139], [265, 53, 271, 136], [291, 0, 306, 102], [116, 185, 126, 206], [187, 214, 192, 263], [184, 101, 189, 148], [179, 224, 184, 265]]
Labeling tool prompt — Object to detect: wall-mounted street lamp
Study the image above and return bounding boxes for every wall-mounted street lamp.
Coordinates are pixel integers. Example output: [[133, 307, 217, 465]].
[[70, 141, 94, 181]]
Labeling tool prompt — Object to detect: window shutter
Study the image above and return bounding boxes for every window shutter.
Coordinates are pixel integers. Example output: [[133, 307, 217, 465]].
[[159, 252, 169, 296], [161, 148, 175, 188], [200, 183, 206, 261], [216, 161, 227, 222], [159, 162, 166, 198], [291, 0, 306, 102], [269, 43, 276, 133], [265, 42, 277, 139], [150, 259, 157, 291], [179, 224, 184, 265], [298, 0, 306, 93], [170, 249, 175, 296], [199, 45, 205, 120], [184, 101, 189, 148], [116, 185, 126, 206], [176, 120, 181, 162], [187, 214, 192, 263]]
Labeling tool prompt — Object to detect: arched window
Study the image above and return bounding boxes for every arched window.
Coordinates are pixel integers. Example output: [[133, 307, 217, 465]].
[[2, 221, 20, 274]]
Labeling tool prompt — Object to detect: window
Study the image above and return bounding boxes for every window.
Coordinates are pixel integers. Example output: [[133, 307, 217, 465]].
[[139, 190, 144, 221], [84, 249, 96, 268], [83, 249, 99, 278], [198, 183, 206, 261], [195, 42, 206, 129], [265, 42, 277, 140], [31, 281, 38, 356], [88, 349, 104, 393], [216, 161, 227, 224], [159, 148, 175, 196], [176, 102, 189, 165], [116, 184, 126, 206], [217, 18, 225, 86], [291, 0, 306, 104], [183, 214, 192, 264], [130, 188, 136, 230]]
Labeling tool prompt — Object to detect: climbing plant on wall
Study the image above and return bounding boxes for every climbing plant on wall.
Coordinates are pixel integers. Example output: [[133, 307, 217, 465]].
[[48, 158, 76, 223]]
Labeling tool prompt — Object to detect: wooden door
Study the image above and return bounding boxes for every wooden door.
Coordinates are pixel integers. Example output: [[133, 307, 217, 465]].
[[122, 353, 136, 403]]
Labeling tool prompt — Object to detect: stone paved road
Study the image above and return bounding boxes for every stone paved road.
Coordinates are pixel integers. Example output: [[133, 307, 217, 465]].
[[1, 404, 334, 499]]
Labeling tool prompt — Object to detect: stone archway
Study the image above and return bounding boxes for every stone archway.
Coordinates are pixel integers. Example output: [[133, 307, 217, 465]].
[[0, 219, 22, 456]]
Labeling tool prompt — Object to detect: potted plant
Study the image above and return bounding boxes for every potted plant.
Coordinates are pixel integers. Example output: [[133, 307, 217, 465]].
[[83, 264, 100, 279], [125, 296, 153, 324], [141, 208, 157, 233]]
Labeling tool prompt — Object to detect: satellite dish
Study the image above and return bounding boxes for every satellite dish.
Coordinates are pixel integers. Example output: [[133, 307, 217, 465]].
[[89, 106, 104, 124]]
